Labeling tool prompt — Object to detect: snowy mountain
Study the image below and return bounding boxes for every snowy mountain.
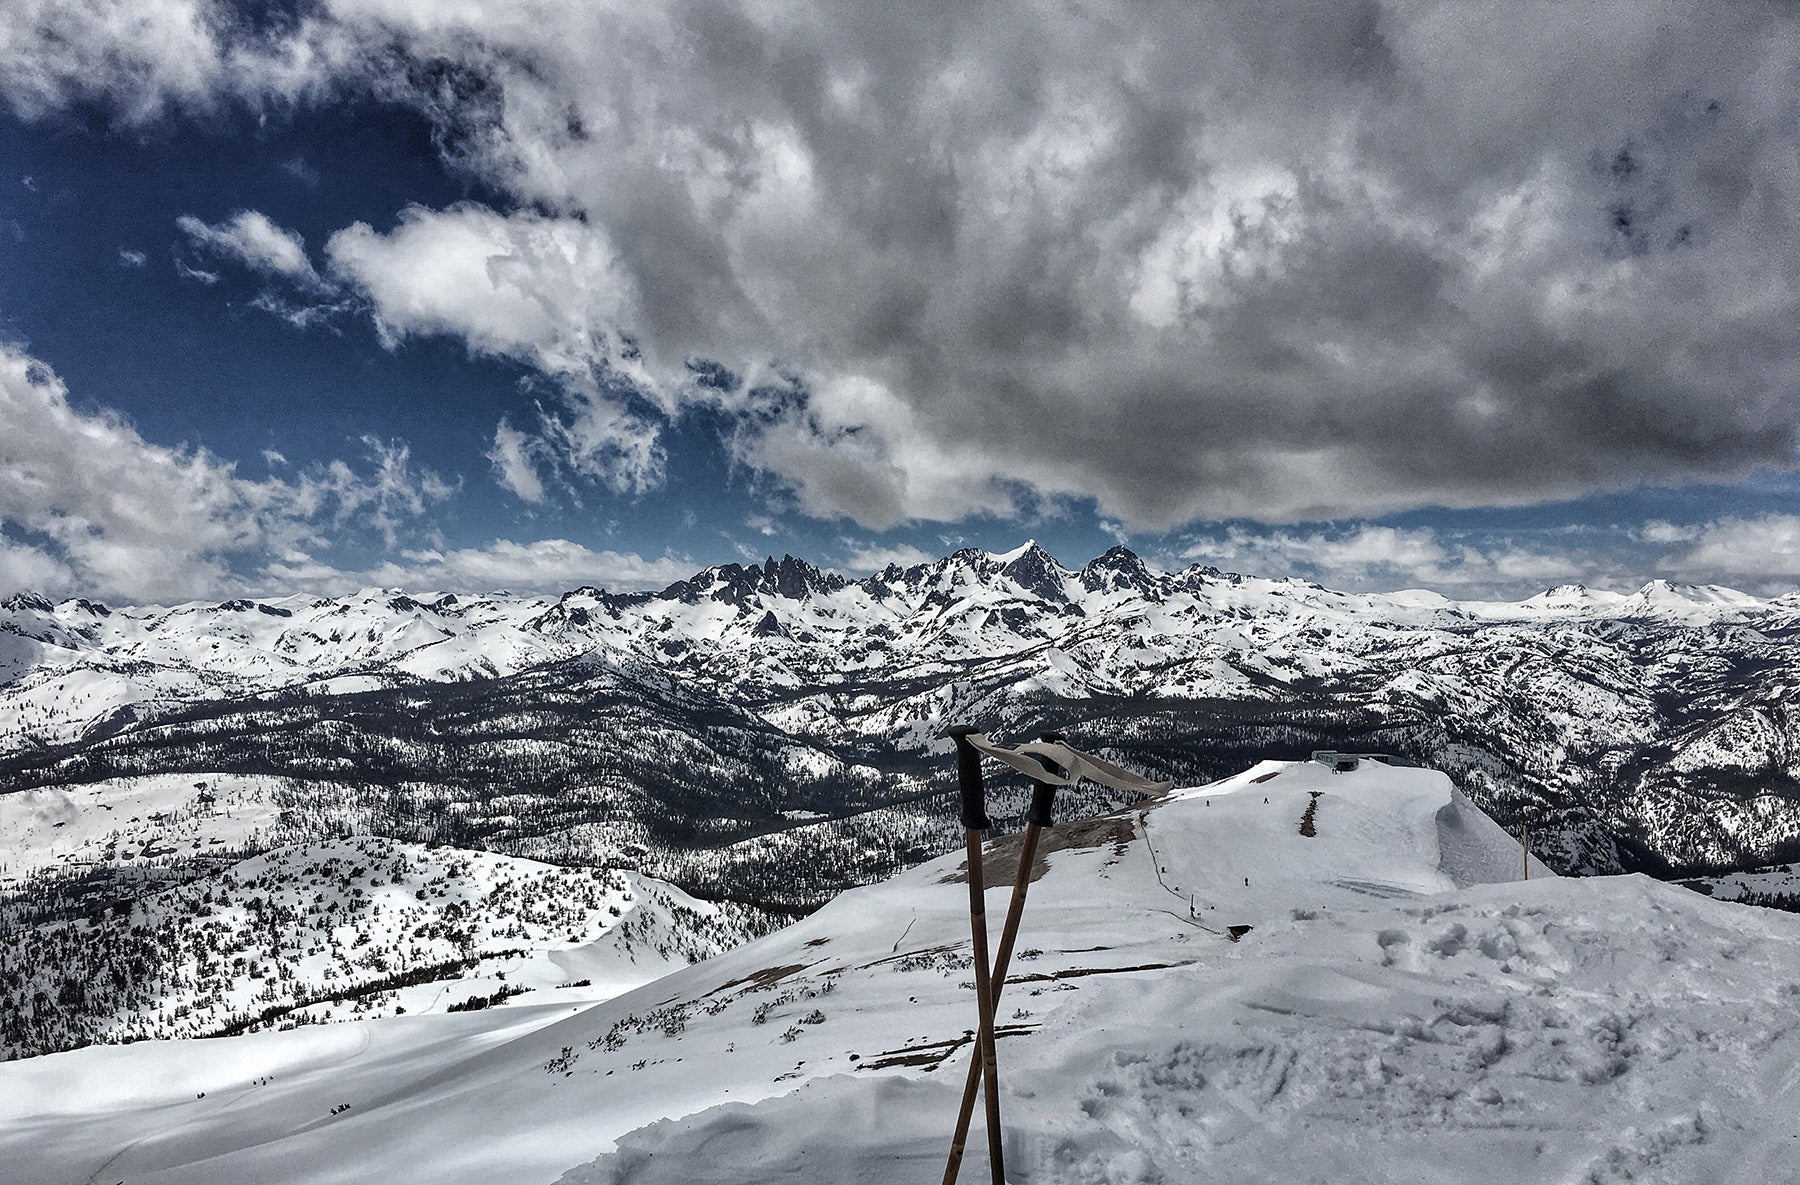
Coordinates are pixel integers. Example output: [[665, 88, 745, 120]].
[[3, 759, 1796, 1184], [7, 544, 1800, 1059], [7, 543, 1800, 886]]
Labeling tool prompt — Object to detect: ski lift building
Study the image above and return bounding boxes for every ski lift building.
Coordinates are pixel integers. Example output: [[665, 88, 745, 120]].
[[1309, 751, 1419, 773]]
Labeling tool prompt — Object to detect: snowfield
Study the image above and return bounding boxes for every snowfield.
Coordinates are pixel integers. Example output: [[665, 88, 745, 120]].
[[4, 759, 1798, 1183]]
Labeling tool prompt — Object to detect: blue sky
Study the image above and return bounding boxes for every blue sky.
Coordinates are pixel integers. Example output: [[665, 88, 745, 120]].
[[2, 2, 1798, 603]]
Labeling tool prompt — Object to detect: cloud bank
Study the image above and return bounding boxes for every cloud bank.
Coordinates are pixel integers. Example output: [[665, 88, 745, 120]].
[[0, 345, 682, 601], [4, 1, 1799, 571]]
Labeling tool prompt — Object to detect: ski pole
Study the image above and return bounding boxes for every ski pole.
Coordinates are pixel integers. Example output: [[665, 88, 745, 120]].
[[943, 734, 1062, 1185], [948, 725, 1007, 1185]]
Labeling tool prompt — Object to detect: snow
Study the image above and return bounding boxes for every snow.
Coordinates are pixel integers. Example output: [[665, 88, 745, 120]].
[[986, 540, 1041, 565], [0, 773, 284, 881], [1, 832, 762, 1058], [4, 759, 1797, 1183]]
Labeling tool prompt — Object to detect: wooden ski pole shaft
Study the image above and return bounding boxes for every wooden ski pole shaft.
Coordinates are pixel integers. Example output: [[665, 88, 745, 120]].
[[944, 738, 1061, 1185], [947, 726, 1006, 1185], [944, 801, 1049, 1183]]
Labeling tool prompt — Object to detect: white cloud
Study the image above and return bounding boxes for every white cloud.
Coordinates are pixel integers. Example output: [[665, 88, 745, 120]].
[[0, 1, 229, 122], [487, 420, 546, 503], [325, 203, 678, 496], [178, 210, 321, 285], [260, 538, 695, 596], [1653, 514, 1800, 593], [0, 0, 360, 124], [175, 259, 220, 285], [1178, 523, 1617, 599], [0, 531, 74, 597], [836, 538, 932, 573], [8, 3, 1800, 533], [117, 248, 147, 268], [1636, 520, 1698, 545], [324, 204, 630, 379], [0, 344, 453, 602]]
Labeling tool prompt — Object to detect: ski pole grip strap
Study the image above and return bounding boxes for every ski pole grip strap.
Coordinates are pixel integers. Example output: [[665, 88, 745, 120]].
[[948, 725, 991, 830]]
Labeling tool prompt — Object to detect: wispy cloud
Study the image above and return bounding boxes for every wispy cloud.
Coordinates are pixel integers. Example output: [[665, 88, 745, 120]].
[[174, 258, 219, 285], [837, 538, 932, 573], [0, 345, 454, 602], [280, 154, 318, 187], [178, 210, 322, 287], [263, 538, 696, 597], [116, 248, 146, 268], [486, 420, 547, 504]]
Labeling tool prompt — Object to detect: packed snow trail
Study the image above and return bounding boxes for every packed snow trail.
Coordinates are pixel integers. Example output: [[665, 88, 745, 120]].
[[4, 760, 1798, 1183]]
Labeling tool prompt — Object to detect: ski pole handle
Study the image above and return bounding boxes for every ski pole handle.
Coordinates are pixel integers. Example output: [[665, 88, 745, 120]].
[[1026, 731, 1063, 826], [947, 725, 991, 830]]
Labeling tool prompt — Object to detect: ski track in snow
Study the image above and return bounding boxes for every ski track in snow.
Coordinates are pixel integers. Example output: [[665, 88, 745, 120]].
[[4, 760, 1799, 1183]]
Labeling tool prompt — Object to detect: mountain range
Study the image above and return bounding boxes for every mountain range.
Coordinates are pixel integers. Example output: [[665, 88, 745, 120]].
[[6, 542, 1797, 900]]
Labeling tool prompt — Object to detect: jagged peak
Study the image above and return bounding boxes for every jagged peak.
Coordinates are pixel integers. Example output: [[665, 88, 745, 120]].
[[993, 542, 1071, 603], [757, 554, 847, 600], [2, 591, 56, 614], [1079, 545, 1158, 594], [658, 554, 846, 606]]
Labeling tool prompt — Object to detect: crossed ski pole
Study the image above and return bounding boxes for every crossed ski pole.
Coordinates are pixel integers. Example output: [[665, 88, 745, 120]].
[[942, 725, 1171, 1185]]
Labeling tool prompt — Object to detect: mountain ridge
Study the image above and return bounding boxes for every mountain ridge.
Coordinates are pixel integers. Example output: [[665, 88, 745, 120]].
[[6, 542, 1800, 936]]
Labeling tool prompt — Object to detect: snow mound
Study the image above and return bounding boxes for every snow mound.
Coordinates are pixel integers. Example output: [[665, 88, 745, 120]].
[[562, 877, 1800, 1185]]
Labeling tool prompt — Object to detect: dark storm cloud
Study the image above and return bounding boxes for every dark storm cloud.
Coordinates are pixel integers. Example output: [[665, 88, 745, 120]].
[[5, 0, 1799, 528]]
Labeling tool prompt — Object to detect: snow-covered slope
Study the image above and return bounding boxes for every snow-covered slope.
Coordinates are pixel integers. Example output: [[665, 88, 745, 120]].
[[0, 834, 768, 1059], [4, 760, 1796, 1184]]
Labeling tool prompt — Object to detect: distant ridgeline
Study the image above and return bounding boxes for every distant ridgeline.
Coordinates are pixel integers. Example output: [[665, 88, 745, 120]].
[[4, 546, 1800, 922]]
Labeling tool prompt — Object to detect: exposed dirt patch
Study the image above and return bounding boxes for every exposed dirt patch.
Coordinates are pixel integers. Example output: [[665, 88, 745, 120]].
[[1005, 959, 1194, 984], [855, 1023, 1039, 1071], [943, 811, 1141, 887], [1299, 791, 1323, 838], [708, 961, 815, 995]]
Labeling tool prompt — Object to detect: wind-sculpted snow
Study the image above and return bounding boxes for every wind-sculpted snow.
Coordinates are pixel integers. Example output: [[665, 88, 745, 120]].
[[3, 762, 1797, 1184]]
